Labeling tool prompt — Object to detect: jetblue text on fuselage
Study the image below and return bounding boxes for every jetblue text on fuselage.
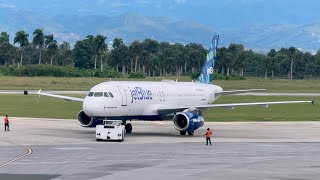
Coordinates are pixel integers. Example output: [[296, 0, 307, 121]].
[[130, 87, 153, 103]]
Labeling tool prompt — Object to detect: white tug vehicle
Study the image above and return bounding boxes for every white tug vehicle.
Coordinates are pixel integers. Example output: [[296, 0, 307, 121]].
[[96, 120, 125, 142]]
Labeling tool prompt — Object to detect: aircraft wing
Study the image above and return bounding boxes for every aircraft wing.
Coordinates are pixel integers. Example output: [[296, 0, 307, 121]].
[[157, 99, 315, 115], [216, 89, 266, 96], [37, 89, 84, 102]]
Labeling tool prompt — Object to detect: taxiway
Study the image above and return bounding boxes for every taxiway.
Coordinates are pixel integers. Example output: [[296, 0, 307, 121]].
[[0, 118, 320, 180]]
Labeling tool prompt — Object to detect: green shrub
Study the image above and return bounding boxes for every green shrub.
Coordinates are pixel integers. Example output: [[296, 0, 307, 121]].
[[0, 65, 98, 77], [191, 73, 200, 80], [95, 69, 122, 78], [128, 72, 145, 78]]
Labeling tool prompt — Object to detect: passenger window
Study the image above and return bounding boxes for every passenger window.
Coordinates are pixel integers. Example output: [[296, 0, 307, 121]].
[[108, 92, 114, 98], [87, 92, 94, 97], [94, 92, 103, 97], [104, 92, 109, 97]]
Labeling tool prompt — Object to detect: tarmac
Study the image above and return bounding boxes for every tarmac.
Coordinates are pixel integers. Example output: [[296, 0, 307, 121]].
[[0, 118, 320, 180]]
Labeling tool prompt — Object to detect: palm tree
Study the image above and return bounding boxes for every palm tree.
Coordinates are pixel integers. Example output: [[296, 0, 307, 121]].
[[129, 41, 142, 73], [33, 29, 44, 64], [0, 32, 9, 43], [288, 47, 297, 80], [47, 40, 58, 65], [14, 30, 29, 67], [93, 35, 107, 70], [60, 41, 70, 50], [44, 34, 54, 48], [84, 35, 96, 69], [113, 37, 123, 48], [86, 35, 94, 41]]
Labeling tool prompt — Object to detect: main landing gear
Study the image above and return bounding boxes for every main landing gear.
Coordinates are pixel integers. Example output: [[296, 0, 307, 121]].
[[180, 130, 194, 136]]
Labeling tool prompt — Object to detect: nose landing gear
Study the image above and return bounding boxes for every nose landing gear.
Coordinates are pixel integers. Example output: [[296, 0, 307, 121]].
[[125, 123, 132, 133]]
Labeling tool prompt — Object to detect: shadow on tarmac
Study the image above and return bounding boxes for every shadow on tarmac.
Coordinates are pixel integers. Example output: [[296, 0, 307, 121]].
[[0, 174, 60, 180], [126, 132, 201, 137]]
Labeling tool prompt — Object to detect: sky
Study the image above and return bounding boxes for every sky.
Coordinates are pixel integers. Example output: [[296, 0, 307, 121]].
[[1, 0, 320, 28]]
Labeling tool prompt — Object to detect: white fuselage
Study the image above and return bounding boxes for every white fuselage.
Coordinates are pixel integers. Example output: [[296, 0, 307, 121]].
[[83, 80, 223, 119]]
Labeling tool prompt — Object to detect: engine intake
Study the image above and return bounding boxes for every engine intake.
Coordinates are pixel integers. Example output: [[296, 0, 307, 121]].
[[173, 112, 204, 132], [77, 110, 101, 127]]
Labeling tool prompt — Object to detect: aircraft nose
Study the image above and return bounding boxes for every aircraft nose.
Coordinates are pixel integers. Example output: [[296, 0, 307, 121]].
[[83, 98, 106, 117], [83, 99, 98, 116], [215, 86, 223, 93]]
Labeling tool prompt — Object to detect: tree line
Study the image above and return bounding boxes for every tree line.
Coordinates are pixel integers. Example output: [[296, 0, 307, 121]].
[[0, 29, 319, 79]]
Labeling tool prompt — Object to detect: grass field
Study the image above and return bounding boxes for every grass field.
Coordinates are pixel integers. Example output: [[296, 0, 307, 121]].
[[0, 76, 320, 92], [1, 94, 317, 121]]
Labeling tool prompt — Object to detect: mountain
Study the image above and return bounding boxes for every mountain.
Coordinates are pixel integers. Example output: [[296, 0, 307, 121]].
[[0, 10, 216, 47], [4, 0, 320, 28], [223, 24, 320, 52], [1, 2, 320, 51]]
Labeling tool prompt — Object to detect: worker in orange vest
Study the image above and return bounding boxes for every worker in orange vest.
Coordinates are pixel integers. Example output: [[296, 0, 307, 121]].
[[203, 128, 212, 145], [4, 115, 9, 131]]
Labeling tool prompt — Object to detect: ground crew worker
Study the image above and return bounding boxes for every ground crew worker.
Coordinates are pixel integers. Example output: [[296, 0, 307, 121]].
[[203, 128, 212, 145], [4, 115, 9, 131]]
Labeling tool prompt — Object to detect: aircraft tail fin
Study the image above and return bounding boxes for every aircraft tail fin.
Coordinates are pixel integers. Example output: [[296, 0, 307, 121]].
[[197, 34, 219, 84]]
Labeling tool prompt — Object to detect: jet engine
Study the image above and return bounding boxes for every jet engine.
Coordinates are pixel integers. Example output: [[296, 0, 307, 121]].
[[173, 112, 204, 132], [77, 110, 101, 127]]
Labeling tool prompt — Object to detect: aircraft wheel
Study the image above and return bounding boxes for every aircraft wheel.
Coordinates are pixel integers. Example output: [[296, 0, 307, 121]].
[[180, 131, 186, 135], [125, 123, 132, 133], [188, 131, 194, 136]]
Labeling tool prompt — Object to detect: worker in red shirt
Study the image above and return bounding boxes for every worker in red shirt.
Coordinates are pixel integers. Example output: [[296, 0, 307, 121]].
[[203, 128, 212, 145], [4, 115, 9, 131]]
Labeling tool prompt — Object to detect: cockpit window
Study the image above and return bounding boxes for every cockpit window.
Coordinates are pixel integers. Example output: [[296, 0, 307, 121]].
[[108, 92, 114, 98], [104, 92, 109, 97], [87, 92, 94, 97], [94, 92, 103, 97]]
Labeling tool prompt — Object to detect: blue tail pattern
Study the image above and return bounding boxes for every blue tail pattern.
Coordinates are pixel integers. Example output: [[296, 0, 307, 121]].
[[197, 34, 219, 84]]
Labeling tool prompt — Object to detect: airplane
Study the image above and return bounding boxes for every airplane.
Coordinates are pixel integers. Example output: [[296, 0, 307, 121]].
[[37, 34, 314, 136]]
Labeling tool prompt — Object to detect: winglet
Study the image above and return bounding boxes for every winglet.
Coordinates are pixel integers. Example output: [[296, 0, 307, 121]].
[[37, 89, 41, 98], [312, 98, 315, 106]]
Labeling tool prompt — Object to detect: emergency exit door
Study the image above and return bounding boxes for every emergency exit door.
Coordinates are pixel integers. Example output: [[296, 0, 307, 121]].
[[117, 86, 127, 106]]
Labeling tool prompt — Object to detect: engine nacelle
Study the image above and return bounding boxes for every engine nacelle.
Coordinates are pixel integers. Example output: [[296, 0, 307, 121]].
[[77, 110, 102, 127], [173, 112, 204, 132]]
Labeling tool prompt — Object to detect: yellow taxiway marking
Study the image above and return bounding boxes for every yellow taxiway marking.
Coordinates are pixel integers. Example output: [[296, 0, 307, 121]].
[[0, 141, 32, 168]]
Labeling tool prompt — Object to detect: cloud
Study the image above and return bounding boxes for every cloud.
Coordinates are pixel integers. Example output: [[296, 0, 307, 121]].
[[0, 3, 16, 9], [54, 32, 81, 42]]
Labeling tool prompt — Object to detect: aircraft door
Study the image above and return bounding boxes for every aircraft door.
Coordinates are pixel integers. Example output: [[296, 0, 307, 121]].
[[159, 90, 165, 102], [117, 86, 127, 106]]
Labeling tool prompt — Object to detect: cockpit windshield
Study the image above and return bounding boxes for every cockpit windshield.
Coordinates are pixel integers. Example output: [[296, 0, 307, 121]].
[[94, 92, 103, 97], [87, 91, 114, 97]]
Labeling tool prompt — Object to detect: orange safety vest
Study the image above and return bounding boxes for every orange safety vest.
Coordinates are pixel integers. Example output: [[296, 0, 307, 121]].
[[4, 117, 9, 124], [206, 130, 211, 138]]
